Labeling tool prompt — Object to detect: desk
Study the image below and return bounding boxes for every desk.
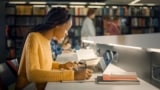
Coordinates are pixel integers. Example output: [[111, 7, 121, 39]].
[[45, 64, 159, 90]]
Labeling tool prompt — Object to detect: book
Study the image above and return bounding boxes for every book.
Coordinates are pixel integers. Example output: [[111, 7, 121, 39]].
[[56, 52, 78, 64], [76, 49, 97, 61], [33, 7, 46, 15], [16, 5, 32, 15], [56, 51, 100, 66], [56, 49, 101, 72], [103, 72, 138, 81], [96, 76, 140, 85], [6, 7, 15, 15]]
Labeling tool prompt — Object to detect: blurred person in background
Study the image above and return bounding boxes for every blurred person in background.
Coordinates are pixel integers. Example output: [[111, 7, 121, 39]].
[[81, 8, 97, 48], [103, 15, 121, 35]]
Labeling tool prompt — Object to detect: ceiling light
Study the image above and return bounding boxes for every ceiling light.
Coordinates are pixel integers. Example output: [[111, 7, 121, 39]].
[[33, 5, 46, 7], [8, 1, 26, 4], [70, 2, 87, 5], [112, 6, 118, 8], [147, 3, 156, 6], [129, 0, 141, 5], [89, 2, 106, 5], [88, 6, 103, 8], [51, 5, 67, 8], [29, 2, 47, 4], [105, 6, 109, 8], [70, 5, 85, 8], [129, 3, 144, 6]]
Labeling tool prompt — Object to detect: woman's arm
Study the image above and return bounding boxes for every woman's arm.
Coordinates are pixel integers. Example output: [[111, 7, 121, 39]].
[[25, 34, 74, 83]]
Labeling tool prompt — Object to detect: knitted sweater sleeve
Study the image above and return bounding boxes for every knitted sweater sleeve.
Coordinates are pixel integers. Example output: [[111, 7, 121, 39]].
[[25, 34, 74, 83]]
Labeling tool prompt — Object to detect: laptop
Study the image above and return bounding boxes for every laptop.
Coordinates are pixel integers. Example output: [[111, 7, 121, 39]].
[[99, 49, 115, 72], [61, 49, 115, 83]]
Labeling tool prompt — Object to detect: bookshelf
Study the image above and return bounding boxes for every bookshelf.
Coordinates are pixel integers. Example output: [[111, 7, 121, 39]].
[[5, 1, 160, 59], [5, 4, 47, 59], [0, 1, 6, 63], [102, 6, 160, 34]]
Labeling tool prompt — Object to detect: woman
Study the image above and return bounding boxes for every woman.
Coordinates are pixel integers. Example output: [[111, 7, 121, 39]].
[[81, 8, 97, 37], [103, 16, 121, 35], [15, 7, 92, 90], [81, 8, 97, 48]]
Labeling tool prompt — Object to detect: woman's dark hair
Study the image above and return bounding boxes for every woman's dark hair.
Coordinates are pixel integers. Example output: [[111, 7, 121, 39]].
[[87, 8, 97, 17], [32, 7, 71, 32]]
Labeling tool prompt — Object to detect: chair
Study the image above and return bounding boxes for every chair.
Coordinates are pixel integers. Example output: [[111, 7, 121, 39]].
[[6, 58, 19, 77], [0, 58, 18, 90]]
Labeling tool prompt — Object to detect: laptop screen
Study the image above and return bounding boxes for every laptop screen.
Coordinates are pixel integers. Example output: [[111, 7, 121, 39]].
[[103, 50, 114, 67], [99, 49, 114, 72]]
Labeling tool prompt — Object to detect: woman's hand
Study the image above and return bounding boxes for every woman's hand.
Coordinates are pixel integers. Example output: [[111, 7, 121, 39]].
[[59, 61, 75, 70], [74, 69, 93, 80]]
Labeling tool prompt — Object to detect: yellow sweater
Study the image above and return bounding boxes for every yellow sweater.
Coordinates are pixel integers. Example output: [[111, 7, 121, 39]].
[[18, 32, 74, 83]]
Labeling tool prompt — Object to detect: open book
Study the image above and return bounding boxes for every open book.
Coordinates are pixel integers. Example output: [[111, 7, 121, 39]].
[[56, 49, 100, 67], [56, 52, 78, 64], [76, 49, 98, 61]]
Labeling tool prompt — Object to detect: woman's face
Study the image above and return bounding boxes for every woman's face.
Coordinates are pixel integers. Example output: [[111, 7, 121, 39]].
[[53, 18, 72, 43], [90, 13, 96, 19]]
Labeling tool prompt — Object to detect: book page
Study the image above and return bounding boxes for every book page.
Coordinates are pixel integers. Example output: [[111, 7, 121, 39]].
[[56, 52, 78, 64], [76, 49, 97, 61]]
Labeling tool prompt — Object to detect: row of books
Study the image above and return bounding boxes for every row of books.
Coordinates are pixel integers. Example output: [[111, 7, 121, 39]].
[[131, 18, 159, 27], [103, 17, 159, 28], [95, 17, 104, 35], [129, 7, 150, 16], [73, 17, 85, 26], [6, 17, 15, 25], [102, 7, 160, 16], [6, 17, 44, 26], [69, 8, 88, 16], [6, 39, 15, 48], [6, 5, 47, 15], [6, 48, 16, 59], [103, 7, 128, 16], [6, 38, 24, 58], [6, 5, 160, 17], [16, 5, 33, 15], [6, 27, 31, 38], [131, 28, 155, 34]]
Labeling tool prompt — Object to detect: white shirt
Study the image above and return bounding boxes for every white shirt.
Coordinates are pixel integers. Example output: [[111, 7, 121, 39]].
[[81, 17, 96, 37]]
